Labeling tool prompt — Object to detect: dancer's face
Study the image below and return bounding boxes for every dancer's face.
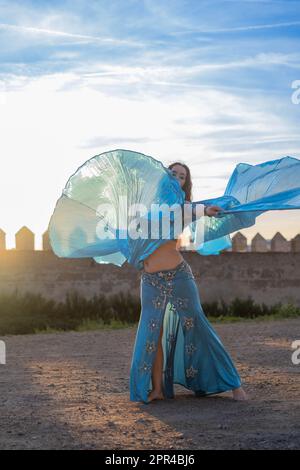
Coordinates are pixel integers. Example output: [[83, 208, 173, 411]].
[[170, 164, 187, 188]]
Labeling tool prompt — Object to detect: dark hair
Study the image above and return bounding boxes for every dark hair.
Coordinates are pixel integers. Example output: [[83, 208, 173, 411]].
[[168, 161, 192, 202]]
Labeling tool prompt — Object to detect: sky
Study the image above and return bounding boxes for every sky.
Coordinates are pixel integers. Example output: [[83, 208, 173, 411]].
[[0, 0, 300, 249]]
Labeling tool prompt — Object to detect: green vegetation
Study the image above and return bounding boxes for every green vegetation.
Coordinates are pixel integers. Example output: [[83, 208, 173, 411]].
[[0, 289, 140, 335], [0, 289, 299, 336]]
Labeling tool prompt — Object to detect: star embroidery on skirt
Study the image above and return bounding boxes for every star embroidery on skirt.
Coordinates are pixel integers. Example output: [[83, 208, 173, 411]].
[[173, 297, 189, 310], [152, 280, 173, 296], [139, 362, 152, 373], [154, 271, 176, 281], [183, 316, 194, 330], [148, 277, 160, 287], [146, 340, 156, 353], [160, 286, 173, 296], [152, 295, 165, 309], [186, 365, 198, 378], [148, 318, 160, 331], [186, 343, 197, 355]]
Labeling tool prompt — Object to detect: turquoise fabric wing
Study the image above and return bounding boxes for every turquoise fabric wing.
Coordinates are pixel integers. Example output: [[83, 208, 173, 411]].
[[48, 149, 185, 270], [188, 156, 300, 255], [48, 150, 300, 270]]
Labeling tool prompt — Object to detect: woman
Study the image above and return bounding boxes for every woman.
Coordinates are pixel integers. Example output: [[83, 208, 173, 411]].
[[48, 149, 300, 405], [129, 161, 248, 404]]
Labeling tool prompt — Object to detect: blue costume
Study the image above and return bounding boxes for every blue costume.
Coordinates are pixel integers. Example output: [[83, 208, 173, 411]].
[[48, 149, 300, 403], [130, 259, 242, 403]]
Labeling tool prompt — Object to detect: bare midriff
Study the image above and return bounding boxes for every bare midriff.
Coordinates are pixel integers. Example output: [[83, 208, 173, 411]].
[[142, 239, 184, 273]]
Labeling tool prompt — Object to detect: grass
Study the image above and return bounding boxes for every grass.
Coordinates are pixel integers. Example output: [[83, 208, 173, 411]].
[[33, 318, 135, 334], [33, 313, 298, 335], [0, 289, 299, 336]]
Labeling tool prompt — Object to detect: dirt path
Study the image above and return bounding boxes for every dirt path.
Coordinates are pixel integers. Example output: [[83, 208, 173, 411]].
[[0, 318, 299, 450]]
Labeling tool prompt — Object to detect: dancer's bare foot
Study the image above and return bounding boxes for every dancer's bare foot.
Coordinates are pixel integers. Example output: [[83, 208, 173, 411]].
[[232, 386, 248, 401], [147, 389, 164, 402]]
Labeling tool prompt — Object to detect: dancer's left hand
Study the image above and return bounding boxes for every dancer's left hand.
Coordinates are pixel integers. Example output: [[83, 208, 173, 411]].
[[205, 205, 223, 217]]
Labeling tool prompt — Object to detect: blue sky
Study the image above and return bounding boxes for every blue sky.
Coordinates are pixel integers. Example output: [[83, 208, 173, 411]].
[[0, 0, 300, 248]]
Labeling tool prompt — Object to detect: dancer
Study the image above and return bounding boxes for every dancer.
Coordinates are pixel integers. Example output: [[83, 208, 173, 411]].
[[130, 162, 247, 403], [48, 149, 300, 404]]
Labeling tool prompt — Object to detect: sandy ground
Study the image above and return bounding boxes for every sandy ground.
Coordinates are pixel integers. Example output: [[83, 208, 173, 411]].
[[0, 318, 299, 450]]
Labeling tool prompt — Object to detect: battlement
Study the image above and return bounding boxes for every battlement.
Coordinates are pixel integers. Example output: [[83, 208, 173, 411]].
[[1, 226, 300, 252]]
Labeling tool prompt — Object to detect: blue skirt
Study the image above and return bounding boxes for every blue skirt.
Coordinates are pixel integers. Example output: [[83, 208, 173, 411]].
[[129, 259, 242, 404]]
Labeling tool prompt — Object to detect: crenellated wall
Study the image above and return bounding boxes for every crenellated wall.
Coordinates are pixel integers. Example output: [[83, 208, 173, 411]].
[[1, 226, 300, 253], [0, 249, 300, 307]]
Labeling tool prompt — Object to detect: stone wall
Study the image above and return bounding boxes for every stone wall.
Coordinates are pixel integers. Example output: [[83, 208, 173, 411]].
[[1, 226, 300, 253], [0, 249, 300, 307]]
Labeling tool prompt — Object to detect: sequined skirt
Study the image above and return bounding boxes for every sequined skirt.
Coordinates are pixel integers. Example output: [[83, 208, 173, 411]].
[[129, 259, 242, 404]]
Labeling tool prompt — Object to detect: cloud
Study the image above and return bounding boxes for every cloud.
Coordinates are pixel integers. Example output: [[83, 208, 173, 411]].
[[0, 22, 144, 47], [80, 136, 157, 149], [1, 0, 300, 246], [169, 20, 300, 35]]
